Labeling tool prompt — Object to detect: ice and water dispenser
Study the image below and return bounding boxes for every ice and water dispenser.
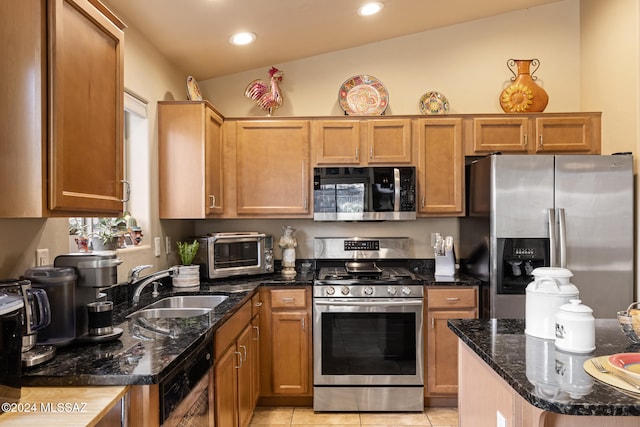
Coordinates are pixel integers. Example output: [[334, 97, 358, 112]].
[[496, 238, 550, 294]]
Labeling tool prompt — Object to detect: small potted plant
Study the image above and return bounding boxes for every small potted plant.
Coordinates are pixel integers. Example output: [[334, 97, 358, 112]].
[[69, 219, 89, 252], [173, 240, 200, 287], [90, 218, 125, 251]]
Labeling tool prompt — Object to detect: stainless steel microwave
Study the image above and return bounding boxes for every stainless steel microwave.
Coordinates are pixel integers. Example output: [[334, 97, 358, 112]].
[[195, 232, 274, 279], [313, 167, 416, 221]]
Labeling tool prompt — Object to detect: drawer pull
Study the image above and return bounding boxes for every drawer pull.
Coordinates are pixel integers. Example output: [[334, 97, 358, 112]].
[[445, 297, 460, 301], [253, 325, 260, 340], [254, 301, 263, 307], [235, 351, 242, 369], [281, 297, 295, 303]]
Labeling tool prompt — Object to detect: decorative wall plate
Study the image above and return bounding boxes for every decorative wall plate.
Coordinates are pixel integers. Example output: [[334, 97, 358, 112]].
[[338, 75, 388, 116], [186, 76, 203, 101], [419, 91, 449, 115]]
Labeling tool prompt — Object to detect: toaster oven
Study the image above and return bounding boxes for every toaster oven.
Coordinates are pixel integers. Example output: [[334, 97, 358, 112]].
[[195, 232, 274, 279]]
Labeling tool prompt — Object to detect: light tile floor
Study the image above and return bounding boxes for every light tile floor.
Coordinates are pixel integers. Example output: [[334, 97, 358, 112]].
[[249, 407, 458, 427]]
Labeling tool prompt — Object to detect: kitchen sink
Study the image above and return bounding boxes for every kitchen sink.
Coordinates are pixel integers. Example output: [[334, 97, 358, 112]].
[[142, 295, 229, 310], [129, 307, 212, 319]]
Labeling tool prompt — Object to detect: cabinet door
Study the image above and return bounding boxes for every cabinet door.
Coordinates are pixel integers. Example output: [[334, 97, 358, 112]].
[[237, 325, 253, 427], [313, 120, 360, 165], [426, 309, 477, 395], [366, 119, 413, 164], [214, 344, 239, 427], [416, 118, 463, 215], [534, 116, 594, 153], [205, 106, 224, 214], [472, 117, 529, 153], [271, 311, 310, 395], [236, 121, 310, 215], [48, 0, 125, 213], [251, 312, 261, 409]]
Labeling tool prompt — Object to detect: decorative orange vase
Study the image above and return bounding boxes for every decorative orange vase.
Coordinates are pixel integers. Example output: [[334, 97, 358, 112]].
[[499, 59, 548, 113]]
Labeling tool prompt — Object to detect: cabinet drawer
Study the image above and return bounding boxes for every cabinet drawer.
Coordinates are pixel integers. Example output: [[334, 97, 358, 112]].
[[251, 293, 263, 317], [427, 287, 477, 309], [215, 300, 251, 358], [270, 289, 307, 309]]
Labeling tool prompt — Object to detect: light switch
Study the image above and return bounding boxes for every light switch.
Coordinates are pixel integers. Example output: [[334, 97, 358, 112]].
[[154, 237, 161, 257]]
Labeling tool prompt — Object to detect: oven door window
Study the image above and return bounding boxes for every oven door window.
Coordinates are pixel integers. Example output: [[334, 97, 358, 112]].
[[214, 241, 259, 268], [321, 312, 416, 376]]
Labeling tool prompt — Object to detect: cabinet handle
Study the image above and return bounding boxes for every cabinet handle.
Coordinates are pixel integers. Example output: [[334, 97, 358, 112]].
[[445, 297, 460, 301], [209, 195, 216, 208], [421, 197, 425, 209], [239, 344, 247, 362], [431, 317, 435, 329], [369, 146, 373, 160], [253, 325, 260, 341], [121, 180, 130, 203], [539, 135, 543, 148], [234, 351, 242, 368], [304, 197, 308, 210], [355, 147, 359, 161], [254, 301, 263, 307], [302, 317, 305, 331], [523, 134, 528, 149]]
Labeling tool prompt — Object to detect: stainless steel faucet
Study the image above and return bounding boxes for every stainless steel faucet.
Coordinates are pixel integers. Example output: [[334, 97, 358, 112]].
[[129, 265, 177, 304]]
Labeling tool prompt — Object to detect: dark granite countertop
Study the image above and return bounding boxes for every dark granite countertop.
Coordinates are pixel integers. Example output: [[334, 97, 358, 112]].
[[448, 318, 640, 416], [21, 267, 476, 388], [22, 272, 312, 387]]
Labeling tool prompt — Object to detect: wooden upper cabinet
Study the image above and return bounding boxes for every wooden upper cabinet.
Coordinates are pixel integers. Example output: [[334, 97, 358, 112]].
[[313, 118, 412, 165], [416, 118, 464, 216], [469, 113, 601, 155], [159, 101, 224, 219], [534, 116, 597, 153], [235, 120, 310, 216], [0, 0, 125, 217], [313, 120, 360, 164], [48, 0, 126, 214], [472, 117, 529, 154]]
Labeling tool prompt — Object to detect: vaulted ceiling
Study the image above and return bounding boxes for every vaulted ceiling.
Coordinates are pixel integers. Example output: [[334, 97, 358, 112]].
[[102, 0, 562, 80]]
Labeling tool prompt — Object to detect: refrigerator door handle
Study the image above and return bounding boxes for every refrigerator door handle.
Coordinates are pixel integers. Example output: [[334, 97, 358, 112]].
[[557, 208, 567, 268], [548, 208, 557, 267]]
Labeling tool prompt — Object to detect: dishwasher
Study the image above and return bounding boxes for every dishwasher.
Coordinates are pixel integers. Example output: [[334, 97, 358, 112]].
[[161, 340, 214, 426]]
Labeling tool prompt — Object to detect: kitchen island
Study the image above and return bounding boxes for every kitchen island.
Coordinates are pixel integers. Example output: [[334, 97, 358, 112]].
[[449, 318, 640, 427]]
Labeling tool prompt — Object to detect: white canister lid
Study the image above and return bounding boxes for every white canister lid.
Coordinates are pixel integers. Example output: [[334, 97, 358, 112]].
[[531, 267, 573, 279], [558, 299, 593, 314]]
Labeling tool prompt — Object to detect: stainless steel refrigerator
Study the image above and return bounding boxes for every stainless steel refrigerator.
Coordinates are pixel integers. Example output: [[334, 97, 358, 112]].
[[460, 154, 634, 319]]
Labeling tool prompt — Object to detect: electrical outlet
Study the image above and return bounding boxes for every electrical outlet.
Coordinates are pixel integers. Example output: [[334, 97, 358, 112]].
[[165, 236, 171, 255], [36, 248, 49, 266], [496, 410, 506, 427], [154, 237, 161, 257]]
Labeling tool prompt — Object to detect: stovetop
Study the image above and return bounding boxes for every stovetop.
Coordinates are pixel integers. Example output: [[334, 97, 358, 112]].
[[316, 266, 417, 281]]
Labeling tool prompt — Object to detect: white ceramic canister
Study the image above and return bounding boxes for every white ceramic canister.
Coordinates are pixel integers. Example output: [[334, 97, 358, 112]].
[[525, 267, 579, 340], [554, 299, 595, 354]]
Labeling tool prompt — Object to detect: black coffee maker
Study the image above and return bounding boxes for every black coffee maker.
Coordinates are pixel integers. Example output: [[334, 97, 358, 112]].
[[0, 279, 55, 367], [0, 293, 23, 404]]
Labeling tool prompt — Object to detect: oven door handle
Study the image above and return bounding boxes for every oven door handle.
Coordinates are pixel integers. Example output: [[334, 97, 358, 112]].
[[314, 299, 422, 307]]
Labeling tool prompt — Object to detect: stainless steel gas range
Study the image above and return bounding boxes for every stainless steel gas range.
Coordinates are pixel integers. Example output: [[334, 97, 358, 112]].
[[312, 237, 424, 412]]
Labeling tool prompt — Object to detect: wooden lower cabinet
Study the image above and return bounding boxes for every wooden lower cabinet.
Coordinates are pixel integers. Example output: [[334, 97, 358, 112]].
[[214, 300, 254, 427], [425, 287, 478, 400], [259, 287, 312, 404]]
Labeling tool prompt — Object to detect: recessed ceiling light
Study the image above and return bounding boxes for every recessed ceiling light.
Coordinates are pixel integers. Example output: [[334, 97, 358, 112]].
[[229, 32, 256, 46], [358, 2, 384, 16]]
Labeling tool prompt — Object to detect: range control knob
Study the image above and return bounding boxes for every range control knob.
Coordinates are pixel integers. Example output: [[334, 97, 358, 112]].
[[341, 286, 350, 296], [363, 286, 374, 296], [325, 286, 335, 296], [387, 286, 397, 296], [401, 287, 412, 296]]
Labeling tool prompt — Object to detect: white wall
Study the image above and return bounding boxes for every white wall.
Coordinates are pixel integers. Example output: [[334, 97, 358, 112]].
[[200, 1, 582, 117]]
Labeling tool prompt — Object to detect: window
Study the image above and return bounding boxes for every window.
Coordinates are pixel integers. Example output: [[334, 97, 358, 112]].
[[69, 90, 149, 251]]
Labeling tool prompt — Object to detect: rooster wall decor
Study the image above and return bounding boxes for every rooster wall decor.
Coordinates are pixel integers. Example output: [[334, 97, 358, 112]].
[[244, 66, 284, 116]]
